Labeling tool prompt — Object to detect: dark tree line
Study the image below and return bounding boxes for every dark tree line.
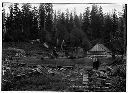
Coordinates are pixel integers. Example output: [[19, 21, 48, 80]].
[[2, 3, 127, 55]]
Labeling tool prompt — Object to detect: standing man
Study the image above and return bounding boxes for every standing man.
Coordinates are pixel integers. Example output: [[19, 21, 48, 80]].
[[93, 57, 100, 70], [52, 47, 58, 58]]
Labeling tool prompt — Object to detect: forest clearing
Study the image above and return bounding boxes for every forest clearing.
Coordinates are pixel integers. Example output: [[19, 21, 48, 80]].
[[2, 3, 126, 91]]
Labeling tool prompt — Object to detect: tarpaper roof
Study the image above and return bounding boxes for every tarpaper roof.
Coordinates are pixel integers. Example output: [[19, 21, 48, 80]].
[[89, 43, 111, 52]]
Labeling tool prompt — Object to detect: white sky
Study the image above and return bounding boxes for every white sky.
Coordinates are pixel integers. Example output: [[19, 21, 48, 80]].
[[53, 4, 124, 15], [3, 3, 124, 16]]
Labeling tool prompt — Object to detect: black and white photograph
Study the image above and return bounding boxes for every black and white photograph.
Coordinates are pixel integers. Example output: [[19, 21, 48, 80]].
[[2, 2, 127, 92]]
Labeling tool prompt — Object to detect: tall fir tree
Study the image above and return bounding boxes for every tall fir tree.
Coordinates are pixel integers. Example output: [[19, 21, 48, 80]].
[[13, 3, 23, 41], [82, 7, 90, 36], [39, 3, 46, 43], [2, 7, 6, 41], [21, 3, 32, 41], [5, 4, 14, 41], [45, 3, 53, 44]]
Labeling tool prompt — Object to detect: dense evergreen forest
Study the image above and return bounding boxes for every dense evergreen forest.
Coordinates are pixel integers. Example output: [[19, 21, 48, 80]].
[[2, 3, 127, 55]]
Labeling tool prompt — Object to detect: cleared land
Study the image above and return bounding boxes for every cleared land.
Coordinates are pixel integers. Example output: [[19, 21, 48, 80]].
[[2, 42, 126, 91]]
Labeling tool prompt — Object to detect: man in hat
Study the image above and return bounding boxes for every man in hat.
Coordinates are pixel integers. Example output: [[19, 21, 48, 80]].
[[93, 57, 100, 70]]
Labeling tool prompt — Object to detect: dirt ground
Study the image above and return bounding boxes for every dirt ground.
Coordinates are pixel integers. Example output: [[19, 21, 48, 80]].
[[2, 42, 126, 91]]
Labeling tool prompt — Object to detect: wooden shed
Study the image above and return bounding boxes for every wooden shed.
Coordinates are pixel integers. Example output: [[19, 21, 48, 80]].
[[87, 43, 112, 57]]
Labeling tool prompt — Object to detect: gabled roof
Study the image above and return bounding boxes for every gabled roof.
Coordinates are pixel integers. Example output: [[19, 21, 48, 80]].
[[88, 43, 111, 52]]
